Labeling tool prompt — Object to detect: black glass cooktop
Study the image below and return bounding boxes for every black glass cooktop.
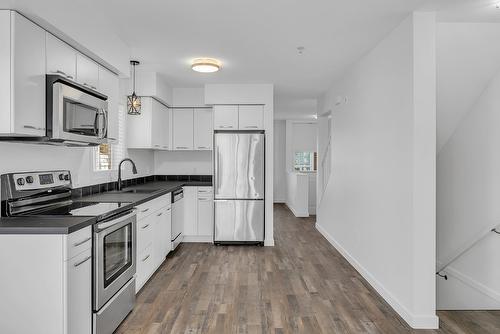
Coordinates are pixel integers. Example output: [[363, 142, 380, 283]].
[[32, 201, 132, 218]]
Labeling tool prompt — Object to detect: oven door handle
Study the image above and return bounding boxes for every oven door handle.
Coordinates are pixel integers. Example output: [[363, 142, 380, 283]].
[[96, 210, 136, 232]]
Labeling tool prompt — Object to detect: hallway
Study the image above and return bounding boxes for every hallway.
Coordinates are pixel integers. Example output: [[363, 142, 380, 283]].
[[116, 204, 500, 333]]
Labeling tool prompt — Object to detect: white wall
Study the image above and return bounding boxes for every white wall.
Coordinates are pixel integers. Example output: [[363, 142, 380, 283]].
[[316, 12, 437, 329], [172, 87, 206, 107], [205, 84, 274, 246], [437, 63, 500, 309], [273, 120, 286, 202], [154, 151, 212, 175]]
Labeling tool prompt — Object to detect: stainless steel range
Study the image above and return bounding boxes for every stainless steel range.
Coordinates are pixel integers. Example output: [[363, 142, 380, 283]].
[[1, 170, 137, 334]]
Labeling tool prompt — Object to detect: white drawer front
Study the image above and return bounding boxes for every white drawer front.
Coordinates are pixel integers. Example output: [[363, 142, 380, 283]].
[[136, 244, 154, 293], [64, 226, 92, 260], [136, 193, 171, 220], [137, 214, 154, 252]]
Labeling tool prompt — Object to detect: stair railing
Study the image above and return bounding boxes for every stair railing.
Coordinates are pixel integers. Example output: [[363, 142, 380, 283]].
[[436, 224, 500, 280]]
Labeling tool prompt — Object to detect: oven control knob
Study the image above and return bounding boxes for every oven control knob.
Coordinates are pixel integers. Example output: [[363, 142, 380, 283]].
[[16, 178, 25, 186], [64, 174, 70, 181], [58, 173, 65, 181], [26, 176, 34, 184]]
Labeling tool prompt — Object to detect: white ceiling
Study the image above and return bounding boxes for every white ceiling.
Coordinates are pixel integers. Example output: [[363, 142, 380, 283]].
[[2, 0, 500, 121]]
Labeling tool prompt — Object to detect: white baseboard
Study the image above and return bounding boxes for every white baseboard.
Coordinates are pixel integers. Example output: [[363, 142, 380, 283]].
[[315, 223, 439, 329], [274, 198, 286, 203], [182, 235, 213, 243], [285, 202, 309, 217], [264, 239, 275, 246]]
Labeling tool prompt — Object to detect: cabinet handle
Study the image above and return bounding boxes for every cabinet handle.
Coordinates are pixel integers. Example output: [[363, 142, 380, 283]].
[[197, 146, 209, 149], [141, 224, 150, 229], [74, 255, 91, 267], [141, 254, 150, 262], [157, 212, 163, 217], [141, 208, 149, 213], [23, 125, 45, 131], [166, 208, 171, 212], [219, 126, 233, 129], [73, 237, 91, 247], [244, 126, 258, 129], [154, 145, 160, 147], [176, 146, 189, 149]]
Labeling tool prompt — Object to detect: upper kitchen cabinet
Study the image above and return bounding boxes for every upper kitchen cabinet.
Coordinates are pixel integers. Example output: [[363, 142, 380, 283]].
[[193, 109, 213, 150], [172, 109, 194, 150], [0, 11, 46, 137], [213, 105, 238, 130], [76, 53, 99, 91], [46, 32, 76, 80], [98, 66, 119, 142], [127, 97, 170, 150], [238, 105, 264, 130]]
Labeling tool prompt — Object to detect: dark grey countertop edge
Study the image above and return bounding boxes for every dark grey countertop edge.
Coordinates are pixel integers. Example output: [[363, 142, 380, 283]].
[[0, 181, 212, 235]]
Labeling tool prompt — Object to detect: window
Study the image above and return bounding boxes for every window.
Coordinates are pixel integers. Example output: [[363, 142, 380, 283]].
[[294, 151, 317, 172], [95, 144, 112, 171]]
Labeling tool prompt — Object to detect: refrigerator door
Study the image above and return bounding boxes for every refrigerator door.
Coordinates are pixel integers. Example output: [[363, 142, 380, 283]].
[[214, 200, 264, 242], [214, 132, 264, 199]]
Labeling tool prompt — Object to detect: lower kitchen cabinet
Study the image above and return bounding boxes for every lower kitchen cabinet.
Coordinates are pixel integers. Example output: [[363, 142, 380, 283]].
[[135, 193, 172, 293], [0, 227, 92, 334], [183, 186, 214, 242]]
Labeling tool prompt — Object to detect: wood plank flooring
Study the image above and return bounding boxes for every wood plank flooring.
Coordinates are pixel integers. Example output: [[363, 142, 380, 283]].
[[115, 204, 500, 334]]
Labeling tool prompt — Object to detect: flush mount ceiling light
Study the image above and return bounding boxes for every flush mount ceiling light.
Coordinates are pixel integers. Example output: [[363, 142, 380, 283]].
[[127, 60, 141, 115], [191, 58, 222, 73]]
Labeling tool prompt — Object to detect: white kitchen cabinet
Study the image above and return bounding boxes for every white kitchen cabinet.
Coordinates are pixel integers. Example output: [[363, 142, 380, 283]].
[[0, 11, 46, 137], [127, 97, 170, 150], [0, 227, 92, 334], [172, 109, 194, 150], [183, 186, 214, 242], [194, 108, 213, 150], [183, 186, 198, 235], [213, 105, 238, 130], [98, 66, 119, 142], [238, 105, 264, 130], [76, 53, 99, 91], [46, 32, 76, 80], [67, 249, 92, 334], [135, 193, 171, 293], [198, 196, 214, 237], [152, 99, 170, 150]]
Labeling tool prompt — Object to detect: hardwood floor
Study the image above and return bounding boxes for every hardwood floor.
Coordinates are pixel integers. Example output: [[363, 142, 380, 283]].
[[116, 204, 500, 334]]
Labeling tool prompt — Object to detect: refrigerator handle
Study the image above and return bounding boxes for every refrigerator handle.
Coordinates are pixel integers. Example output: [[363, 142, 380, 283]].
[[214, 145, 220, 193]]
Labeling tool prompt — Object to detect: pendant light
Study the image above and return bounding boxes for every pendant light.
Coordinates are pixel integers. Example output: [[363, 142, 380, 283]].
[[127, 60, 141, 115]]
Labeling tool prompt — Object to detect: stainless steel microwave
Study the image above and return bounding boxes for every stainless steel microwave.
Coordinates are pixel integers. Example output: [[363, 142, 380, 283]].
[[46, 75, 108, 145]]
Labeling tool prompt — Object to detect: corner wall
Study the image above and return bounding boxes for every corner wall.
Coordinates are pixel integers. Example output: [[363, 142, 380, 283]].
[[316, 12, 437, 328]]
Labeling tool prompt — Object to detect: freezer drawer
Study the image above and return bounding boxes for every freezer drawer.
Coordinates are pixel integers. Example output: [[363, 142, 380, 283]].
[[214, 200, 264, 242], [214, 132, 265, 199]]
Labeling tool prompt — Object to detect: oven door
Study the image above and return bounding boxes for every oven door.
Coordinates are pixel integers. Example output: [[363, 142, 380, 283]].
[[94, 210, 136, 311], [49, 77, 108, 145]]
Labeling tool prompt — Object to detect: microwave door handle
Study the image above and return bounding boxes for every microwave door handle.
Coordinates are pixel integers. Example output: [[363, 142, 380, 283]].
[[101, 109, 108, 138], [93, 110, 99, 136]]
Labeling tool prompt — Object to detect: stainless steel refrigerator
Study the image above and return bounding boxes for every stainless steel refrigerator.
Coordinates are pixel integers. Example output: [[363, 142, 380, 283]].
[[214, 131, 265, 245]]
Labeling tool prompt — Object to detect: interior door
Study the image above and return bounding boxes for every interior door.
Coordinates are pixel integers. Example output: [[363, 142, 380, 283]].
[[214, 133, 265, 199], [214, 200, 264, 242]]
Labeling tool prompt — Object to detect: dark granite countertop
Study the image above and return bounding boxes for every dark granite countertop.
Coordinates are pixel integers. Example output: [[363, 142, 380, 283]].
[[0, 180, 212, 235], [0, 216, 97, 234]]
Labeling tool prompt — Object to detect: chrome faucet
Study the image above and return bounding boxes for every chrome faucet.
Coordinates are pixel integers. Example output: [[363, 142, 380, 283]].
[[117, 158, 138, 191]]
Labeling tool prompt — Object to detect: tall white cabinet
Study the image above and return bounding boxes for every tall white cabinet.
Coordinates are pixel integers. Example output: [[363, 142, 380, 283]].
[[194, 109, 213, 150], [172, 109, 194, 150], [0, 11, 46, 137]]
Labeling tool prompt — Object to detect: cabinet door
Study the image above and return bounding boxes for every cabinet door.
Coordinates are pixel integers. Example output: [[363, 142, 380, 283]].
[[46, 33, 76, 80], [127, 97, 153, 148], [172, 109, 194, 150], [98, 67, 119, 142], [11, 12, 46, 136], [238, 105, 264, 130], [152, 209, 165, 269], [194, 109, 213, 150], [163, 206, 172, 256], [136, 244, 154, 293], [152, 100, 170, 150], [183, 187, 198, 235], [213, 105, 238, 130], [197, 198, 214, 237], [67, 249, 92, 334], [76, 53, 99, 90]]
